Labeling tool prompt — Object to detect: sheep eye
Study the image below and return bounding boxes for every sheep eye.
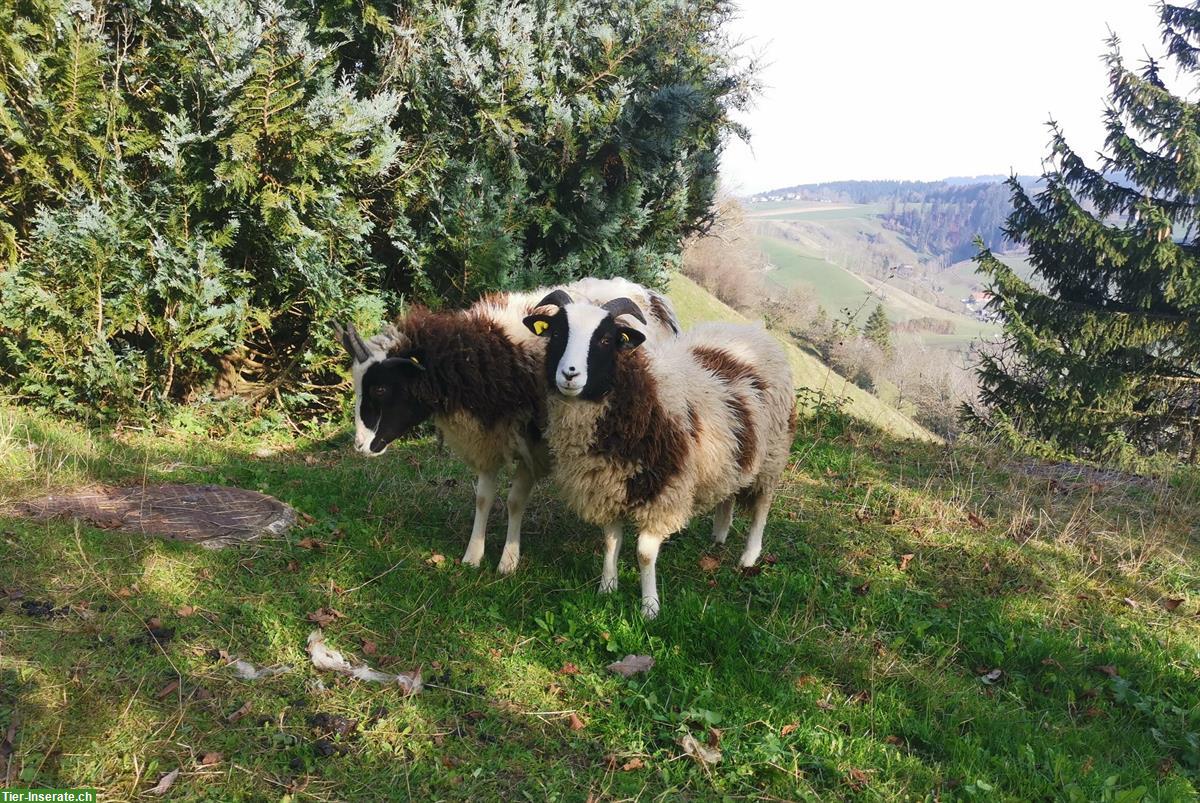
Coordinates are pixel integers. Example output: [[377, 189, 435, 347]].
[[370, 386, 387, 399]]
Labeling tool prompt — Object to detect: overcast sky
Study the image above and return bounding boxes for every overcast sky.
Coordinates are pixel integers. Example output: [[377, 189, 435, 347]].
[[721, 1, 1166, 193]]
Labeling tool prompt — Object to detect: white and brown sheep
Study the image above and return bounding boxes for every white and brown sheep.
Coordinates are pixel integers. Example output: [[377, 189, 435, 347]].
[[334, 280, 679, 574], [523, 297, 796, 618]]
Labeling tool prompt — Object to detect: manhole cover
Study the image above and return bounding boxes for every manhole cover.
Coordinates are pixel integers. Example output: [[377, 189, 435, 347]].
[[16, 484, 295, 549]]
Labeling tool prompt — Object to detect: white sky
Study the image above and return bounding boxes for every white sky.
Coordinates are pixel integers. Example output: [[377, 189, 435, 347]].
[[721, 0, 1166, 193]]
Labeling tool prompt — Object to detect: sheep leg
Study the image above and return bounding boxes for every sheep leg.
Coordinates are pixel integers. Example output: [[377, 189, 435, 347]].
[[599, 523, 623, 593], [636, 532, 666, 618], [711, 497, 734, 544], [497, 463, 534, 575], [738, 489, 773, 568], [461, 470, 498, 567]]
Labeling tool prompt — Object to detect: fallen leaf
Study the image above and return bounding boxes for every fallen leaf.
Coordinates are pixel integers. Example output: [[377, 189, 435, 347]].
[[678, 732, 722, 765], [568, 712, 585, 731], [980, 668, 1003, 684], [362, 640, 378, 656], [176, 605, 196, 617], [967, 512, 986, 529], [621, 757, 645, 771], [547, 682, 564, 697], [488, 648, 502, 658], [706, 727, 722, 748], [1161, 598, 1184, 612], [847, 768, 870, 790], [884, 735, 903, 745], [559, 662, 581, 676], [898, 553, 914, 571], [1158, 757, 1175, 777], [297, 537, 323, 550], [815, 699, 835, 711], [781, 723, 800, 736], [155, 679, 180, 699], [286, 560, 300, 573], [199, 751, 222, 766], [1122, 597, 1138, 608], [606, 655, 654, 678], [1094, 664, 1119, 678], [885, 508, 901, 524], [698, 555, 720, 572], [226, 701, 252, 723], [147, 768, 180, 796], [193, 687, 213, 701], [307, 607, 344, 627], [147, 616, 162, 629], [116, 586, 135, 598], [1041, 658, 1063, 669], [426, 553, 446, 566], [299, 512, 316, 525], [762, 553, 779, 565]]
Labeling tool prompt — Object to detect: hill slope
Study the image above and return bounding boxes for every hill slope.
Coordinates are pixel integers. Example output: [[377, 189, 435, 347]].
[[666, 274, 940, 443]]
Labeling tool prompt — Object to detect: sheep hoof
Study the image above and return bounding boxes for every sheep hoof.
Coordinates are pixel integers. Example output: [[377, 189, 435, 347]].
[[598, 576, 618, 594], [640, 598, 660, 619], [461, 548, 484, 568], [737, 552, 760, 569], [497, 550, 519, 575]]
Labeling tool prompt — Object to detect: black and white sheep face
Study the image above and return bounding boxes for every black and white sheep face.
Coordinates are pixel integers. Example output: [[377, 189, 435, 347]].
[[524, 302, 646, 400], [351, 355, 429, 455]]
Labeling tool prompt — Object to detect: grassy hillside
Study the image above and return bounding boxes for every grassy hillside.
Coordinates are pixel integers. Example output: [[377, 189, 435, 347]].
[[1, 402, 1196, 800], [666, 274, 940, 443]]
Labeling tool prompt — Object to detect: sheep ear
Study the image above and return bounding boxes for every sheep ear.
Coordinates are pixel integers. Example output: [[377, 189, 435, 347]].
[[523, 314, 553, 336], [617, 325, 645, 350], [384, 352, 425, 373]]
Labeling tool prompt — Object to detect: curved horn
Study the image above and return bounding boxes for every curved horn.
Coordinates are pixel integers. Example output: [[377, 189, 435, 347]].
[[534, 289, 573, 309], [332, 321, 371, 364], [601, 297, 647, 325]]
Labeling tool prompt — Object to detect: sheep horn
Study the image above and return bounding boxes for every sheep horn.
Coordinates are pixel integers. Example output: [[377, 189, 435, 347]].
[[332, 321, 372, 364], [534, 289, 573, 310], [601, 297, 647, 325]]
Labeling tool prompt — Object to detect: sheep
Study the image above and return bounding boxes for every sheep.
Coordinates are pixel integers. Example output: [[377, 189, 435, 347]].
[[522, 296, 796, 618], [333, 280, 679, 575]]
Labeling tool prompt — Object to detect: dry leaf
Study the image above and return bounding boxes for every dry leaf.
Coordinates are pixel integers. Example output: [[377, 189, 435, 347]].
[[781, 723, 799, 736], [568, 712, 586, 731], [678, 732, 722, 765], [621, 757, 645, 771], [967, 512, 986, 529], [426, 553, 446, 566], [884, 735, 903, 745], [698, 555, 720, 572], [762, 554, 779, 565], [885, 508, 901, 524], [1041, 657, 1063, 669], [1161, 598, 1184, 612], [307, 607, 344, 627], [147, 768, 180, 796], [980, 668, 1003, 684], [559, 662, 581, 676], [847, 768, 870, 790], [286, 560, 300, 573], [299, 512, 316, 525], [116, 586, 134, 598], [706, 727, 722, 748], [155, 679, 180, 700], [816, 699, 835, 711], [147, 616, 162, 629], [199, 751, 222, 766], [606, 655, 654, 678], [297, 537, 322, 550], [1094, 664, 1119, 678], [362, 640, 378, 656], [176, 605, 196, 617], [230, 658, 291, 680], [226, 701, 252, 723], [898, 553, 914, 571], [1122, 597, 1138, 608]]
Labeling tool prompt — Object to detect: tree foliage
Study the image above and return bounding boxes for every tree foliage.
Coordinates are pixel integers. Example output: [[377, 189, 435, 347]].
[[969, 4, 1200, 463], [0, 0, 750, 420], [863, 303, 891, 355]]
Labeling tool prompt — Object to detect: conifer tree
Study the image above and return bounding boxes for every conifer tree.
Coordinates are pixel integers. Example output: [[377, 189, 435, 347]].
[[864, 303, 892, 355], [970, 4, 1200, 463]]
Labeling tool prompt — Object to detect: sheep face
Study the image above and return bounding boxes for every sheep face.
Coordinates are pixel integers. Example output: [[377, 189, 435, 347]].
[[523, 302, 646, 400], [352, 354, 430, 455]]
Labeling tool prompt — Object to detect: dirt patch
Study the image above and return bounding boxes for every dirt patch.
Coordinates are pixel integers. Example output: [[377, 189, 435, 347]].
[[14, 484, 295, 548]]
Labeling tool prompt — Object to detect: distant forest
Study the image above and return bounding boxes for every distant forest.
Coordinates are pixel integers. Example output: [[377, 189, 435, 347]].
[[757, 178, 1041, 263]]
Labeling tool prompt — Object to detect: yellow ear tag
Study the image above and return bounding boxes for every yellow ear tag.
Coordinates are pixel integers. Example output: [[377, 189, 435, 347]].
[[533, 320, 549, 335], [408, 355, 421, 366], [621, 332, 630, 343]]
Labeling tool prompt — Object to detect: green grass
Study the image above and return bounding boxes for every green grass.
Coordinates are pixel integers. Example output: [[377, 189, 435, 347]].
[[667, 274, 939, 443], [2, 401, 1198, 801]]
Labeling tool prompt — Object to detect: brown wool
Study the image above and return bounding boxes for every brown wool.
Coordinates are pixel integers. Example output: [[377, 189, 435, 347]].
[[589, 352, 689, 507]]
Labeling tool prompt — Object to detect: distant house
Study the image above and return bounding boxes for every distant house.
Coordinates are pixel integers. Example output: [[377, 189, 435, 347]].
[[970, 290, 992, 306]]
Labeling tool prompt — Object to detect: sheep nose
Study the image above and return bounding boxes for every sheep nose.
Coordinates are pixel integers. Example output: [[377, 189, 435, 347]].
[[561, 366, 579, 379]]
